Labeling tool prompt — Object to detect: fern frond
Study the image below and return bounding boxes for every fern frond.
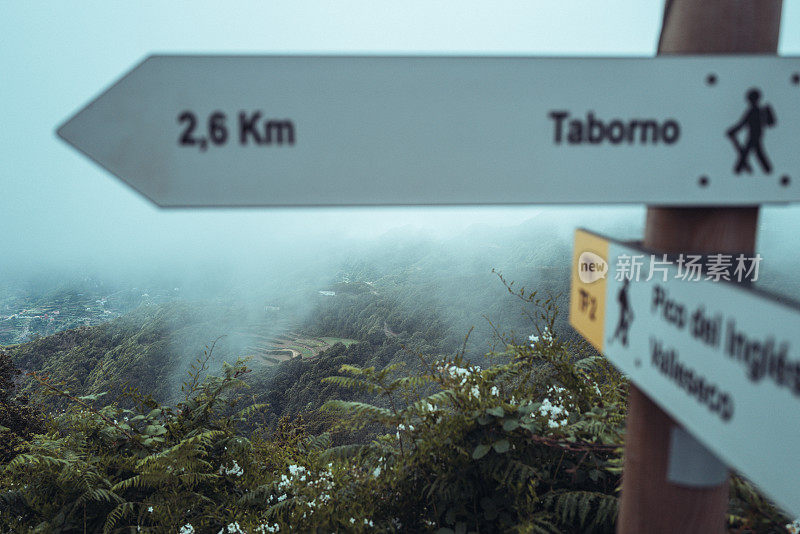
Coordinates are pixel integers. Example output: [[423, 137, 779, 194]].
[[75, 487, 123, 507], [103, 502, 136, 534], [237, 403, 268, 419], [301, 433, 331, 453], [265, 495, 297, 519], [543, 490, 617, 532], [318, 443, 366, 462], [322, 400, 393, 420], [321, 375, 371, 391]]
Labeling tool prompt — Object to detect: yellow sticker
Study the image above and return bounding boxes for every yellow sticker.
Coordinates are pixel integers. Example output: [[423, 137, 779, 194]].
[[569, 229, 609, 352]]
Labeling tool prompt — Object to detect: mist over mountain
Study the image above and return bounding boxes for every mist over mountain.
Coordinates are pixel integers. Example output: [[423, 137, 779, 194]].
[[1, 208, 644, 352], [2, 206, 796, 531]]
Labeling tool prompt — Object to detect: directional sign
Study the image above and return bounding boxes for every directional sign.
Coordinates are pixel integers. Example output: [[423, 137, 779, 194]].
[[58, 55, 800, 207], [569, 228, 800, 516]]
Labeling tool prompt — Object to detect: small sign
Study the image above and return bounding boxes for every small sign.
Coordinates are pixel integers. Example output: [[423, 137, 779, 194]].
[[569, 228, 800, 516], [58, 55, 800, 207]]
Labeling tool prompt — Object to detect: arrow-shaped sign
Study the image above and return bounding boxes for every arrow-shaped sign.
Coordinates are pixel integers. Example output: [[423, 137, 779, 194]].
[[570, 228, 800, 517], [58, 55, 800, 207]]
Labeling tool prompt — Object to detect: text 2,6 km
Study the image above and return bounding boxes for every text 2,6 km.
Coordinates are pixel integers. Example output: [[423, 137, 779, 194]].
[[177, 110, 296, 151]]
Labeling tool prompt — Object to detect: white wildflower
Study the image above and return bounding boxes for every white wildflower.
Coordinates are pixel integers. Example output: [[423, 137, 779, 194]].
[[220, 460, 244, 477], [538, 396, 569, 428], [147, 506, 153, 513], [288, 464, 307, 481], [372, 466, 381, 477], [178, 525, 195, 534], [490, 386, 499, 396], [788, 519, 800, 534], [530, 327, 554, 346]]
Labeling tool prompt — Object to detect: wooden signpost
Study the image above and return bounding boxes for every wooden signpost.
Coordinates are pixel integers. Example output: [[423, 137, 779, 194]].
[[56, 0, 793, 531], [614, 2, 785, 533]]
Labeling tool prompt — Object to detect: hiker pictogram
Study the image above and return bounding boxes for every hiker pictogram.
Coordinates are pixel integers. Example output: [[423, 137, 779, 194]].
[[726, 88, 776, 174], [610, 277, 634, 347]]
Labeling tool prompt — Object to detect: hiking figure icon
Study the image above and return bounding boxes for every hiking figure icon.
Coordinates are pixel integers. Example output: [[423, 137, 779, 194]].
[[726, 88, 776, 174], [610, 277, 633, 347]]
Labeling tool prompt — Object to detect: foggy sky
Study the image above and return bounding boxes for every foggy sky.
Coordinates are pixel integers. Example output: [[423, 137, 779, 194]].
[[2, 1, 800, 285]]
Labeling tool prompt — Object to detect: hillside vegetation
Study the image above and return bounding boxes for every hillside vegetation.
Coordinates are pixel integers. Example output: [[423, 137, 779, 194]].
[[0, 219, 792, 534], [0, 279, 790, 533]]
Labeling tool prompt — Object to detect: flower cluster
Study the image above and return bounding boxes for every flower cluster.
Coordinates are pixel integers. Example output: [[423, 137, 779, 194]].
[[396, 423, 415, 440], [269, 464, 335, 510], [438, 363, 482, 385], [787, 519, 800, 534], [436, 362, 485, 400], [538, 386, 570, 429], [217, 522, 245, 534], [419, 401, 437, 413], [219, 460, 244, 477], [529, 327, 554, 347], [255, 523, 281, 533], [178, 524, 195, 534]]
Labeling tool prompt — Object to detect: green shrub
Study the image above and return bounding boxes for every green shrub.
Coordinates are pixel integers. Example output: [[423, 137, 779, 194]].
[[0, 290, 790, 533]]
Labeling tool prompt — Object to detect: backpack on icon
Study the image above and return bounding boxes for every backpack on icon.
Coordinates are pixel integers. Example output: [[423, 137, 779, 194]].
[[761, 105, 776, 127]]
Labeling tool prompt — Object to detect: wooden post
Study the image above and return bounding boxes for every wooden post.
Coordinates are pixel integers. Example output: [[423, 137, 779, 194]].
[[616, 2, 783, 533]]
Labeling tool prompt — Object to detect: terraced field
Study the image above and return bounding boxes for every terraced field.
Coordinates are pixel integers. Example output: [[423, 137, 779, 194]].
[[243, 332, 357, 365]]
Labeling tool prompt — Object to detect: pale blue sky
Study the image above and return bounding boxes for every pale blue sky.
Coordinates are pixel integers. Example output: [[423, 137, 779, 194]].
[[1, 1, 799, 273]]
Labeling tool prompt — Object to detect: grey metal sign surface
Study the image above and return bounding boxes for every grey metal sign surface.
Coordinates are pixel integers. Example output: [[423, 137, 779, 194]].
[[570, 228, 800, 516], [58, 55, 800, 207]]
